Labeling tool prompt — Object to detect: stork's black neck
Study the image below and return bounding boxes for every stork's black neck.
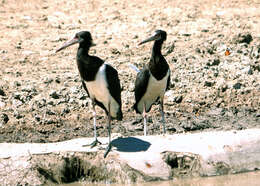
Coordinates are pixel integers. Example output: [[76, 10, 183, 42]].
[[148, 40, 169, 80], [76, 46, 104, 81], [79, 42, 91, 54], [151, 40, 163, 57]]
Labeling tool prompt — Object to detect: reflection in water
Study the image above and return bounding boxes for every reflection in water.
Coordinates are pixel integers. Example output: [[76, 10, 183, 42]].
[[63, 171, 260, 186]]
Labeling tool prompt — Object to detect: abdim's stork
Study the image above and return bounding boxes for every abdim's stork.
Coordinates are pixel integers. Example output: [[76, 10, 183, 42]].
[[133, 30, 170, 136], [56, 31, 122, 158]]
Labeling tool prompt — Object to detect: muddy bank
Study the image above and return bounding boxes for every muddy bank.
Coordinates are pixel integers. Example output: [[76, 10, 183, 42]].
[[1, 129, 260, 185]]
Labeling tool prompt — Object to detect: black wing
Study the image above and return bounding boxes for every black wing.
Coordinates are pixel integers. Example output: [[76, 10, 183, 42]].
[[105, 64, 122, 107], [133, 67, 150, 113]]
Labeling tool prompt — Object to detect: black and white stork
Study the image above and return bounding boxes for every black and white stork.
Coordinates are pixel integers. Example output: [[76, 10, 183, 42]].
[[133, 30, 170, 136], [56, 31, 122, 158]]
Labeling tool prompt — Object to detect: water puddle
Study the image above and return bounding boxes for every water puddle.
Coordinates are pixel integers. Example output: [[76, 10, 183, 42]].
[[63, 171, 260, 186]]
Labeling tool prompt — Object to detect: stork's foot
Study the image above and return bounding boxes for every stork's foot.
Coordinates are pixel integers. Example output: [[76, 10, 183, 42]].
[[83, 139, 102, 148], [104, 143, 112, 158], [160, 125, 166, 135]]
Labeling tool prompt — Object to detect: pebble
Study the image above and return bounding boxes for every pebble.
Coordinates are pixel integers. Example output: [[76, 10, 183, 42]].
[[0, 101, 5, 107], [14, 111, 24, 119], [235, 33, 253, 44], [70, 86, 79, 94], [49, 91, 60, 99], [62, 108, 70, 115], [12, 99, 23, 107], [204, 81, 215, 87], [0, 113, 9, 126], [174, 95, 183, 103], [207, 59, 220, 66], [233, 83, 242, 90], [0, 88, 6, 96]]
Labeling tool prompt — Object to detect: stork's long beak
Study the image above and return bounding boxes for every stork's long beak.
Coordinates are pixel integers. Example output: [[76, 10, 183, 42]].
[[139, 33, 160, 45], [55, 37, 82, 53]]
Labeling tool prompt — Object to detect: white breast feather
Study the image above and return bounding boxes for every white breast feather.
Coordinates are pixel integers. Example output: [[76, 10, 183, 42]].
[[137, 69, 170, 112], [85, 64, 119, 117]]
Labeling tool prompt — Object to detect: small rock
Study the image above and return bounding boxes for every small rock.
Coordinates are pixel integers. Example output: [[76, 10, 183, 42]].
[[12, 99, 23, 107], [14, 81, 21, 87], [35, 98, 47, 108], [55, 77, 61, 83], [79, 93, 87, 100], [129, 83, 135, 92], [207, 47, 215, 55], [111, 48, 121, 55], [44, 77, 54, 84], [234, 33, 253, 44], [46, 109, 55, 115], [165, 42, 175, 55], [0, 113, 9, 126], [171, 57, 177, 63], [0, 88, 6, 96], [201, 29, 209, 32], [13, 92, 21, 100], [35, 115, 41, 122], [70, 86, 79, 94], [14, 111, 24, 119], [252, 64, 260, 72], [195, 48, 201, 53], [212, 59, 220, 66], [221, 85, 228, 92], [0, 101, 5, 107], [216, 11, 225, 17], [206, 108, 225, 116], [207, 59, 220, 66], [182, 33, 191, 37], [204, 81, 214, 87], [50, 91, 60, 99], [180, 120, 197, 131], [248, 68, 253, 75], [22, 50, 34, 55], [233, 83, 242, 90], [21, 85, 37, 93], [62, 108, 70, 115], [174, 95, 183, 103], [46, 119, 56, 124], [47, 101, 55, 106], [23, 16, 32, 20]]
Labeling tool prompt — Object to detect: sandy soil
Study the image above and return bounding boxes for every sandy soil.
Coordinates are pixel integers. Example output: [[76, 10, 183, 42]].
[[0, 0, 259, 143]]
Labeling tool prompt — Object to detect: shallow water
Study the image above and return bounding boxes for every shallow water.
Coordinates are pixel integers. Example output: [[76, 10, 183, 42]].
[[63, 171, 260, 186]]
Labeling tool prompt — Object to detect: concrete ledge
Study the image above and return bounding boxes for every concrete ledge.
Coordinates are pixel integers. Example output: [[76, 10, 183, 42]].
[[1, 129, 260, 185]]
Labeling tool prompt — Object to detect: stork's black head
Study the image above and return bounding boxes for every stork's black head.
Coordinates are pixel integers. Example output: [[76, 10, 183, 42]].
[[139, 30, 167, 45], [56, 31, 95, 53]]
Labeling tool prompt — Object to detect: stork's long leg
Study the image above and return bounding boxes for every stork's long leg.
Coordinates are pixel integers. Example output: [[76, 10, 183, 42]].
[[159, 97, 166, 134], [104, 103, 112, 158], [92, 101, 97, 141], [85, 101, 102, 148], [143, 103, 147, 136]]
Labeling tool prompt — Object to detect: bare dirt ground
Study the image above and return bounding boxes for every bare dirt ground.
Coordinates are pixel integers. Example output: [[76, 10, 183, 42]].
[[0, 0, 259, 143]]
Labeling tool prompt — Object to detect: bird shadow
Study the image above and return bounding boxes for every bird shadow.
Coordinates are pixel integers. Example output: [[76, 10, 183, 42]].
[[111, 137, 151, 152]]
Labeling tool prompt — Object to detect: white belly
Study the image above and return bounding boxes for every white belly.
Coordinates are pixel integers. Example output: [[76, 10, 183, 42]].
[[85, 64, 119, 117], [138, 70, 170, 112]]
